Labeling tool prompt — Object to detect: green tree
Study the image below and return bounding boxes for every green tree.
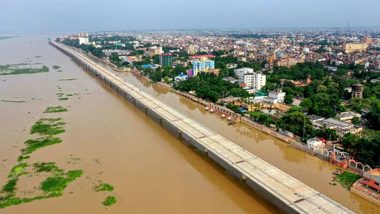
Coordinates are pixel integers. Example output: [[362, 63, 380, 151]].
[[300, 98, 312, 111], [310, 93, 337, 117], [351, 117, 361, 126], [284, 94, 294, 105], [277, 108, 315, 140], [367, 100, 380, 130], [342, 133, 380, 167]]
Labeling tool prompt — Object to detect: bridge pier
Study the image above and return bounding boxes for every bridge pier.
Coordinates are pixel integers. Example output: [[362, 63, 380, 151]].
[[49, 41, 354, 214]]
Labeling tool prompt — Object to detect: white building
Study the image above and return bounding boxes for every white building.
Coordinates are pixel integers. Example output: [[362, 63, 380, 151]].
[[337, 111, 361, 122], [307, 138, 325, 151], [78, 33, 90, 45], [267, 90, 286, 104], [253, 72, 266, 91], [234, 67, 253, 77], [234, 68, 266, 91]]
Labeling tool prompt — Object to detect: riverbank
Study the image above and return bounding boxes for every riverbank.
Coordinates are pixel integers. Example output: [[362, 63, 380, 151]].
[[54, 41, 356, 213], [61, 42, 380, 213], [0, 35, 282, 214], [129, 71, 331, 163]]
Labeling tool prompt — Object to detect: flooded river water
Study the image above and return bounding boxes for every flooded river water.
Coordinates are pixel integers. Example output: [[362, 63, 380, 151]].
[[0, 35, 378, 213]]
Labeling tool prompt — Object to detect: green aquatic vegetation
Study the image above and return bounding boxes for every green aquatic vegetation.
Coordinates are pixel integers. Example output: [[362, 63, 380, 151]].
[[95, 183, 114, 192], [17, 155, 30, 162], [9, 163, 28, 178], [31, 118, 65, 135], [44, 106, 68, 113], [41, 176, 67, 193], [0, 65, 49, 75], [0, 36, 16, 41], [336, 171, 361, 189], [22, 137, 62, 155], [2, 179, 17, 193], [102, 196, 117, 206], [1, 99, 25, 103], [0, 195, 50, 209], [0, 109, 84, 209], [52, 65, 61, 70], [58, 97, 69, 101], [33, 162, 62, 173], [66, 170, 83, 181], [40, 170, 83, 194], [58, 78, 77, 81], [0, 163, 83, 209]]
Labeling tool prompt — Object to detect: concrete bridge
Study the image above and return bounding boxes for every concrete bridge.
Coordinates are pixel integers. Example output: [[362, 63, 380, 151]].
[[51, 41, 354, 214]]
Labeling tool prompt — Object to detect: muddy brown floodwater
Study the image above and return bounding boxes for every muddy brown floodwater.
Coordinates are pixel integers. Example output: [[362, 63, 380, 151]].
[[0, 36, 280, 213], [0, 35, 378, 214], [90, 44, 379, 213]]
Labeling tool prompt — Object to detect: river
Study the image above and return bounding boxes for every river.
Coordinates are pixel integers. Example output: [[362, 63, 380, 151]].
[[0, 35, 378, 213]]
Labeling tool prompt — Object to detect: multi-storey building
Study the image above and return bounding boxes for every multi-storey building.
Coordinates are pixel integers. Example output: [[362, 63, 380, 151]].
[[160, 54, 173, 67], [147, 46, 163, 57], [253, 72, 266, 91], [234, 68, 266, 91], [343, 43, 368, 53], [191, 56, 215, 76], [78, 33, 90, 45]]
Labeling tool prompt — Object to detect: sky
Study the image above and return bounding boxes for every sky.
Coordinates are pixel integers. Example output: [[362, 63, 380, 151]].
[[0, 0, 379, 32]]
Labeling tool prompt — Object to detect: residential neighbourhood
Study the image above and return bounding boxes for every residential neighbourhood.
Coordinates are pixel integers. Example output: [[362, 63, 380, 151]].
[[59, 29, 380, 206]]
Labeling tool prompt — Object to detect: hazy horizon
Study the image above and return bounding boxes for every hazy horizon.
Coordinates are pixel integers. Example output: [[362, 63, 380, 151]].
[[1, 0, 379, 33]]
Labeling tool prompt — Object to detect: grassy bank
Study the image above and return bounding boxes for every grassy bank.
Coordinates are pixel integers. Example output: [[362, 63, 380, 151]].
[[336, 171, 361, 189]]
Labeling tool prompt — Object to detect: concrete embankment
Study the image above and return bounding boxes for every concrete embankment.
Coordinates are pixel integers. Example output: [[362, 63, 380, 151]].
[[50, 41, 354, 214]]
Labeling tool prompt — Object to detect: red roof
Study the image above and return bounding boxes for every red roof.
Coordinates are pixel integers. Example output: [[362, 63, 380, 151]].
[[190, 55, 216, 59]]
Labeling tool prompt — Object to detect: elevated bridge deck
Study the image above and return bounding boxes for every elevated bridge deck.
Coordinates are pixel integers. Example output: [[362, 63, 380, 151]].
[[51, 41, 353, 214]]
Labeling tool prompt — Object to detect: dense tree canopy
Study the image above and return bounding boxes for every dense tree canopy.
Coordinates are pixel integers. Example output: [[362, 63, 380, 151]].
[[276, 107, 315, 140], [174, 73, 249, 102], [342, 132, 380, 167]]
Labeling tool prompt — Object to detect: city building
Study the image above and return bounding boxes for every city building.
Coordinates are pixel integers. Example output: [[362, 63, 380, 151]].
[[253, 72, 266, 91], [343, 43, 368, 53], [275, 57, 304, 68], [352, 84, 364, 99], [78, 33, 89, 45], [267, 90, 286, 104], [174, 73, 188, 82], [337, 111, 361, 122], [191, 58, 215, 76], [352, 168, 380, 206], [142, 64, 160, 70], [147, 46, 163, 57], [374, 60, 380, 71], [312, 118, 362, 137], [222, 76, 239, 84], [306, 138, 326, 152], [362, 36, 373, 45], [235, 68, 254, 87], [159, 54, 173, 67], [234, 68, 266, 91]]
